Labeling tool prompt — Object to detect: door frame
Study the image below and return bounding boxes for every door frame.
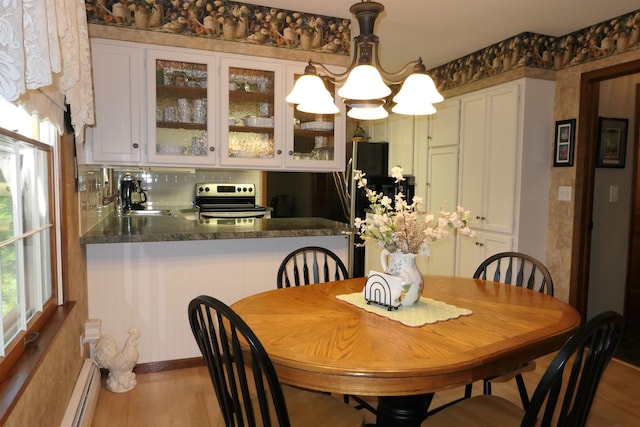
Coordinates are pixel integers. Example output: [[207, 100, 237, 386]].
[[572, 59, 640, 316], [625, 83, 640, 316]]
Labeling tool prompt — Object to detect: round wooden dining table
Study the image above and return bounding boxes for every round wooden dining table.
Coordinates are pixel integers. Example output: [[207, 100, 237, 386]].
[[230, 275, 580, 427]]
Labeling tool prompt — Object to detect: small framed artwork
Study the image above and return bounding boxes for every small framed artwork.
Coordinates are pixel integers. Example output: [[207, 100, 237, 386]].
[[553, 119, 576, 167], [597, 117, 628, 168]]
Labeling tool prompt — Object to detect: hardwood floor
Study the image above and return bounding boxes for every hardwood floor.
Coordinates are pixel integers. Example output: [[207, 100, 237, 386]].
[[92, 353, 640, 426]]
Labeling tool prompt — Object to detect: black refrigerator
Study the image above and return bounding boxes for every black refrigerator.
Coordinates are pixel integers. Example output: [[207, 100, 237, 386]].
[[351, 141, 415, 277]]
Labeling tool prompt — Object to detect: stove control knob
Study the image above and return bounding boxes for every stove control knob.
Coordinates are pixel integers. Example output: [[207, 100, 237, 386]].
[[248, 187, 253, 193]]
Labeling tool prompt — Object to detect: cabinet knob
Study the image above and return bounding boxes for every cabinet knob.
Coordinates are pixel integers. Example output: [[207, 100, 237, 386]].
[[209, 146, 215, 152], [475, 242, 484, 247], [288, 150, 293, 155], [133, 143, 139, 149], [276, 149, 282, 155], [476, 215, 487, 221]]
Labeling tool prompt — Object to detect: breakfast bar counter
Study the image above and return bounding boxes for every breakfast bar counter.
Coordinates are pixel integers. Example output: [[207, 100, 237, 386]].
[[80, 215, 352, 244], [83, 214, 352, 364]]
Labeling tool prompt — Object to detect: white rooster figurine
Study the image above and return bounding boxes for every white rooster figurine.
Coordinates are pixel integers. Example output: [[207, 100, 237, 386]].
[[94, 328, 140, 393]]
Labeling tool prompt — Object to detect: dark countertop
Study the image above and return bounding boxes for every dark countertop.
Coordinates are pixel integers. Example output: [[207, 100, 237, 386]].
[[80, 214, 353, 244]]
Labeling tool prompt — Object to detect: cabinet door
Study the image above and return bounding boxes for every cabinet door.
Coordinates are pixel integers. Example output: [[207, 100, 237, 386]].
[[367, 120, 388, 141], [430, 99, 461, 147], [90, 40, 143, 164], [413, 116, 429, 203], [283, 64, 345, 171], [388, 114, 415, 174], [219, 57, 283, 168], [483, 85, 519, 234], [456, 230, 513, 278], [459, 93, 486, 228], [425, 146, 459, 275], [146, 49, 216, 165]]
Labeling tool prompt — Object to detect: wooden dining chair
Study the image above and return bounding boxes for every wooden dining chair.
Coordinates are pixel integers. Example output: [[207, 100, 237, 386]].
[[470, 251, 555, 409], [276, 246, 349, 288], [428, 251, 556, 416], [276, 247, 377, 415], [188, 295, 364, 427], [422, 310, 624, 427]]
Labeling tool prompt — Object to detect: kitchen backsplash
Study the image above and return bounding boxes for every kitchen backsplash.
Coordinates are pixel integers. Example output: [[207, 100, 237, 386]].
[[78, 165, 262, 233]]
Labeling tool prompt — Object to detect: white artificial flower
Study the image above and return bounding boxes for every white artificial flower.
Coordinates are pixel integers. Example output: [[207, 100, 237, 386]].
[[352, 169, 475, 255]]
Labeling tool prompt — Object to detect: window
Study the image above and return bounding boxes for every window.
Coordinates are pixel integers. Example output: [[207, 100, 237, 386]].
[[0, 101, 58, 378]]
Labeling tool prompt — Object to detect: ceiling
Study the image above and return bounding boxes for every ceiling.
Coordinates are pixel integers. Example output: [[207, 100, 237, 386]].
[[246, 0, 640, 70]]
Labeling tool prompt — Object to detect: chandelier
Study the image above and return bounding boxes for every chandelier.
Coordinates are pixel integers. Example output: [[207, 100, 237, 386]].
[[286, 1, 444, 120]]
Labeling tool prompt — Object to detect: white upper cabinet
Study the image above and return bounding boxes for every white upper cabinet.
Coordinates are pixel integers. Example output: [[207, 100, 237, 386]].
[[146, 48, 216, 166], [429, 99, 460, 148], [85, 39, 346, 171], [460, 85, 519, 235], [366, 120, 388, 142], [458, 92, 487, 229], [362, 78, 554, 278], [456, 78, 555, 276], [86, 39, 143, 164]]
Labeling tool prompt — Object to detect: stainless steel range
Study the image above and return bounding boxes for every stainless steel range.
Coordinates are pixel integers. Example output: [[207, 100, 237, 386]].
[[195, 183, 268, 219]]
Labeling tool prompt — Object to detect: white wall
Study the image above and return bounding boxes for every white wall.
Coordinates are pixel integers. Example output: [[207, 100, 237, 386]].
[[588, 74, 639, 318]]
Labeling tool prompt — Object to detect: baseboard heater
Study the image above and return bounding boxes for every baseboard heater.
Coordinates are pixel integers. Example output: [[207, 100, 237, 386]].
[[60, 359, 101, 427]]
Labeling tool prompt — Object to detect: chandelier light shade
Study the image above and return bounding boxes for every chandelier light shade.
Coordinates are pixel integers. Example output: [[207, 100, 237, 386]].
[[296, 93, 341, 114], [348, 105, 389, 120], [286, 1, 444, 120], [284, 64, 331, 105], [337, 65, 391, 100], [393, 73, 444, 105], [391, 101, 436, 116]]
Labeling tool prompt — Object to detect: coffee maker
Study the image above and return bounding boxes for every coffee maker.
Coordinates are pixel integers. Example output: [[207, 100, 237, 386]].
[[119, 172, 146, 211]]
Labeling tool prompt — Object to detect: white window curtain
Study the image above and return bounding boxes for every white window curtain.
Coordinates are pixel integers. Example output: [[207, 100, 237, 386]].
[[0, 0, 94, 144]]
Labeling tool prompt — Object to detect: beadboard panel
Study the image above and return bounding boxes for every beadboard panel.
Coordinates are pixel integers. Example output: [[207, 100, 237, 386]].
[[87, 235, 348, 363]]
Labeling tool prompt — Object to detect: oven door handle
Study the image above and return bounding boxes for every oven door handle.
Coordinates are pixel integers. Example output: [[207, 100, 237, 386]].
[[200, 211, 266, 219]]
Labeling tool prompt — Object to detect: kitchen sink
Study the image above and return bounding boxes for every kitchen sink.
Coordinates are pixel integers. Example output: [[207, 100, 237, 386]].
[[121, 209, 176, 217]]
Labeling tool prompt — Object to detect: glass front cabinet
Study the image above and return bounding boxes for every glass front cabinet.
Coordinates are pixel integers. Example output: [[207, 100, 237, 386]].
[[219, 58, 345, 171], [219, 57, 284, 168], [146, 49, 216, 166], [146, 48, 345, 171]]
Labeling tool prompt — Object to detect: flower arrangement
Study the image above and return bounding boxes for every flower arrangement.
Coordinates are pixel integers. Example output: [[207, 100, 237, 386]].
[[353, 167, 475, 256]]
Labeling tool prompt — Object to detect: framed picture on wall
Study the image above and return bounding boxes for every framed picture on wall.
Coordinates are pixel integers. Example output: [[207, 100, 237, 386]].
[[597, 117, 628, 168], [553, 119, 576, 167]]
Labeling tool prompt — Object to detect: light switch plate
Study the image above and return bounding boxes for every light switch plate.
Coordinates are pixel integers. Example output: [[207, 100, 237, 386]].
[[558, 186, 572, 201], [609, 185, 619, 203]]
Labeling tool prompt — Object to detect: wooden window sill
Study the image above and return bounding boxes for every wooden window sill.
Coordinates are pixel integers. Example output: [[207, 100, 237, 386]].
[[0, 302, 75, 424]]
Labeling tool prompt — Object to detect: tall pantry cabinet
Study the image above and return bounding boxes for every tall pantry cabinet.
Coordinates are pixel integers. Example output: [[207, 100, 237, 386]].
[[455, 78, 555, 276]]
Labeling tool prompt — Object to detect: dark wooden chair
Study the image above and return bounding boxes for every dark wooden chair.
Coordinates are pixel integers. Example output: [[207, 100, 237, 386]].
[[471, 251, 555, 409], [422, 311, 624, 426], [427, 252, 556, 416], [276, 246, 349, 288], [188, 295, 364, 427], [276, 247, 377, 415], [473, 251, 554, 296]]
